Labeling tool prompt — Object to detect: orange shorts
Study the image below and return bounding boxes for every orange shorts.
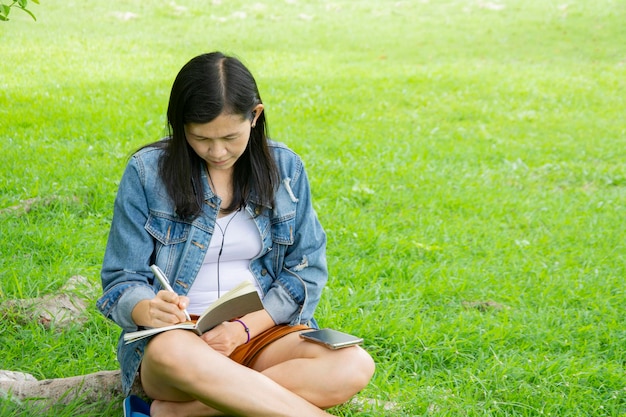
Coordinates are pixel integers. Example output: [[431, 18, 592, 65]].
[[229, 324, 310, 367]]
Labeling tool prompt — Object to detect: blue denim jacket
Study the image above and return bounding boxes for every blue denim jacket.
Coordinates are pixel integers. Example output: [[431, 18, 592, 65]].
[[96, 140, 327, 395]]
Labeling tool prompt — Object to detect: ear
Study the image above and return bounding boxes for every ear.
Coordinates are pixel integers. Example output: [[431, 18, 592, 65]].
[[251, 104, 264, 127]]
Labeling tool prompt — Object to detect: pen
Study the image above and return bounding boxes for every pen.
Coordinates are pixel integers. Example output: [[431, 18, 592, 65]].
[[150, 264, 192, 321]]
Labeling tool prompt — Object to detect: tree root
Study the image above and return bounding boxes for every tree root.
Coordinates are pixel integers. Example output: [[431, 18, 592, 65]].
[[0, 370, 144, 407], [0, 275, 95, 329], [0, 275, 144, 407]]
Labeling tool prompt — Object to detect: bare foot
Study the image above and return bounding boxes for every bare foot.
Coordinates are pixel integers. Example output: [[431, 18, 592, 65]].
[[150, 399, 182, 417]]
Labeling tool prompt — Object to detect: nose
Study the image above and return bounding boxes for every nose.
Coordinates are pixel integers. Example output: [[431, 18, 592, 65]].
[[208, 140, 227, 158]]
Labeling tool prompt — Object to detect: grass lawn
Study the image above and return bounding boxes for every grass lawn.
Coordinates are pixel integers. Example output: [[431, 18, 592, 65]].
[[1, 0, 625, 415]]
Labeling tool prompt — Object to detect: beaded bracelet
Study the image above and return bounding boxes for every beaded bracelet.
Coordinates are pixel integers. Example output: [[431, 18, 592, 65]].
[[232, 319, 250, 344]]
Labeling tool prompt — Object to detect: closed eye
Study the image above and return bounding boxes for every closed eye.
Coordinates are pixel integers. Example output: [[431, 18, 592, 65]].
[[189, 135, 234, 142]]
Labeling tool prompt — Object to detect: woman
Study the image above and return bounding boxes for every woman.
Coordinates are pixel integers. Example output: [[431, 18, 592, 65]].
[[97, 52, 375, 417]]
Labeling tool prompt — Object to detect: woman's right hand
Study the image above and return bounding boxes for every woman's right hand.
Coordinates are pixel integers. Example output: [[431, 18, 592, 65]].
[[131, 290, 190, 328]]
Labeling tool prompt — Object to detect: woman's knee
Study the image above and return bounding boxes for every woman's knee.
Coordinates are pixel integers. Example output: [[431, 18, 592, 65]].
[[340, 346, 375, 391], [322, 347, 375, 405], [143, 330, 218, 381], [145, 331, 192, 368], [141, 331, 220, 399]]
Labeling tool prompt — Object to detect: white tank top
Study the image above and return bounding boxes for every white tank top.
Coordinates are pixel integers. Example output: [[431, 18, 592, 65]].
[[186, 208, 263, 315]]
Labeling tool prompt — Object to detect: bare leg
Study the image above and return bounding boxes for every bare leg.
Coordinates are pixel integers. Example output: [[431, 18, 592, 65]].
[[145, 330, 375, 417], [252, 332, 376, 408], [141, 330, 334, 417]]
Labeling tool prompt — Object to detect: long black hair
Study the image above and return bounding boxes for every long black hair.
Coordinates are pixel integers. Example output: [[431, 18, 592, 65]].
[[157, 52, 278, 219]]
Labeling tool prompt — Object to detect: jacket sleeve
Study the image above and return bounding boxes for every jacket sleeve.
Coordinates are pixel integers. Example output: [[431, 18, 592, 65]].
[[97, 156, 156, 332], [262, 153, 328, 325]]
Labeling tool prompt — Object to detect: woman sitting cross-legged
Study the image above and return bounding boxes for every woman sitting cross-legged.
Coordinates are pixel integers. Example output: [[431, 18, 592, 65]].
[[97, 51, 375, 417]]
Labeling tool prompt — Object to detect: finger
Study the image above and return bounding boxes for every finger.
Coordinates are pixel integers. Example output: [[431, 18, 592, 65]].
[[155, 291, 189, 320], [200, 324, 223, 344], [157, 292, 188, 317], [156, 290, 179, 303], [200, 323, 238, 354], [200, 334, 229, 355], [149, 305, 179, 324], [178, 295, 190, 311], [149, 295, 186, 324]]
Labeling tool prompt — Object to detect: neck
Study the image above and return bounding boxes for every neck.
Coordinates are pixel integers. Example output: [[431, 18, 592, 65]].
[[207, 167, 235, 216]]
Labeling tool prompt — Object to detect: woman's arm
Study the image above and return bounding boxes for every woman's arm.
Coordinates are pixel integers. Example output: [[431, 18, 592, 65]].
[[261, 148, 328, 326], [97, 156, 159, 331]]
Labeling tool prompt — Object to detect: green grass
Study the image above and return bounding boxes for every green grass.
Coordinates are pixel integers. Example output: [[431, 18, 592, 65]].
[[1, 0, 626, 415]]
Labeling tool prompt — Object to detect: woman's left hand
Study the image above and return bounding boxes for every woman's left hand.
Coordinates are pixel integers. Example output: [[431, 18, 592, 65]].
[[200, 321, 248, 356]]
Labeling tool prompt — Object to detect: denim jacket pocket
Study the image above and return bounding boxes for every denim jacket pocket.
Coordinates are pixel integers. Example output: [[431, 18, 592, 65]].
[[145, 212, 191, 245], [270, 215, 295, 246]]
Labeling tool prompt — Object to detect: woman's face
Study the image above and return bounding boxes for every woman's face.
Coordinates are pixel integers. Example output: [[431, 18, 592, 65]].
[[184, 106, 263, 173]]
